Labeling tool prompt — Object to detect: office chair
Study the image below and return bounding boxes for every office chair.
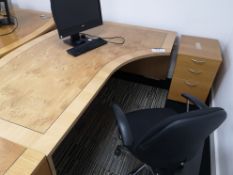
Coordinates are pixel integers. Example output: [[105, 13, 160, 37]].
[[112, 93, 226, 175]]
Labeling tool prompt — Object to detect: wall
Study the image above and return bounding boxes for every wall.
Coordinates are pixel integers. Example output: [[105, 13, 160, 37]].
[[12, 0, 233, 47], [11, 0, 233, 175], [101, 0, 233, 47], [12, 0, 51, 12], [212, 30, 233, 175]]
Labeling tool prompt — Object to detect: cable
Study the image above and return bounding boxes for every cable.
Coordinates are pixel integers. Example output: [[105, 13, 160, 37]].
[[0, 13, 6, 16], [0, 9, 5, 16], [80, 33, 126, 45], [103, 36, 125, 45], [0, 16, 18, 36]]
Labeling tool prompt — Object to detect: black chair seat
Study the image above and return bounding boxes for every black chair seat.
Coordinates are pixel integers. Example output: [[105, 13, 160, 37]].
[[126, 108, 177, 146], [112, 93, 227, 175]]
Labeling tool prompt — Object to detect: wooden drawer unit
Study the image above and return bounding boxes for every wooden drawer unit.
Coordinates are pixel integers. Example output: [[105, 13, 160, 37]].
[[168, 35, 222, 103]]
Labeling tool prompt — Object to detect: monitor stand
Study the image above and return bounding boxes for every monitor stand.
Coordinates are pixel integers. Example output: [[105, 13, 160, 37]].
[[65, 33, 107, 57], [64, 33, 90, 47], [0, 17, 14, 26], [0, 0, 15, 26]]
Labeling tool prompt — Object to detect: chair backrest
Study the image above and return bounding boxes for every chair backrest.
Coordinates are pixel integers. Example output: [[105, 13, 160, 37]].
[[135, 107, 226, 168], [112, 104, 133, 147]]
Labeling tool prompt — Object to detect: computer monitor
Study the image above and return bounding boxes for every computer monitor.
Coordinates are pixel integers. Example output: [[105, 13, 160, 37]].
[[50, 0, 107, 56]]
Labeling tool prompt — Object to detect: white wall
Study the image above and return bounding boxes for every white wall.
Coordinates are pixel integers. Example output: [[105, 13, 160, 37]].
[[12, 0, 51, 12], [12, 0, 233, 47], [212, 30, 233, 175], [11, 0, 233, 175], [101, 0, 233, 47]]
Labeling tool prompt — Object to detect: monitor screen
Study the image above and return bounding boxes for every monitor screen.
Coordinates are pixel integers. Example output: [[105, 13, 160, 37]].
[[51, 0, 103, 38]]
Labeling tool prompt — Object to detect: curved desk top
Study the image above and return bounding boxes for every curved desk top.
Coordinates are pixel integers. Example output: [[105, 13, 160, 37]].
[[0, 7, 55, 58], [0, 22, 176, 174]]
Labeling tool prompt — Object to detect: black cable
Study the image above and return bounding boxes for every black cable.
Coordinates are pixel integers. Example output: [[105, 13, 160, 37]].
[[81, 33, 126, 45], [0, 16, 18, 36], [103, 36, 125, 45]]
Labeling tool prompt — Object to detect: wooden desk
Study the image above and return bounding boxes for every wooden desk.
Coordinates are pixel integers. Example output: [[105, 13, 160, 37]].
[[0, 7, 55, 58], [0, 22, 176, 174], [0, 138, 25, 175]]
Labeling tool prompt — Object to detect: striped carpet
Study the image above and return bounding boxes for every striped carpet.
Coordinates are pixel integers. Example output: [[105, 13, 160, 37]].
[[53, 77, 168, 175]]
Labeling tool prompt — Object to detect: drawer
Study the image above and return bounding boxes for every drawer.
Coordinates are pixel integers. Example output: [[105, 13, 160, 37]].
[[173, 55, 221, 83], [176, 55, 220, 74], [173, 65, 216, 83], [168, 77, 211, 103]]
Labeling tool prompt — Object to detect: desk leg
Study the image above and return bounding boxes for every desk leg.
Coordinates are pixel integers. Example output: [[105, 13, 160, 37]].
[[6, 149, 52, 175], [47, 156, 57, 175]]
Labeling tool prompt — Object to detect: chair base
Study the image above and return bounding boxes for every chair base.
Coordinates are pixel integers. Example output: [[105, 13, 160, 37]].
[[121, 143, 203, 175], [128, 165, 174, 175], [128, 164, 156, 175]]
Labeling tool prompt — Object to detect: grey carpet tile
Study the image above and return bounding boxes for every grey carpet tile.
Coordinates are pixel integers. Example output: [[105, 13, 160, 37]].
[[53, 77, 168, 175]]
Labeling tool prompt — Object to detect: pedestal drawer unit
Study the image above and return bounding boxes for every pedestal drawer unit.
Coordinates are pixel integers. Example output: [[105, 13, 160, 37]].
[[168, 35, 222, 103]]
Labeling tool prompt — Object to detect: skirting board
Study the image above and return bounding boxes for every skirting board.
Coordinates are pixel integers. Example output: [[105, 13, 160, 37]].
[[210, 89, 219, 175]]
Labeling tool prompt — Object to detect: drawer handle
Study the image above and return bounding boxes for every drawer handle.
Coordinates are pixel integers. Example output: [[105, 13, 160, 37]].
[[191, 59, 206, 64], [188, 68, 202, 75], [184, 80, 198, 87]]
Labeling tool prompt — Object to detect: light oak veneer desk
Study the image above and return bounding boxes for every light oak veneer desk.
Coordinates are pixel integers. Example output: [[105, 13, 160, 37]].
[[0, 7, 55, 58], [0, 22, 176, 174]]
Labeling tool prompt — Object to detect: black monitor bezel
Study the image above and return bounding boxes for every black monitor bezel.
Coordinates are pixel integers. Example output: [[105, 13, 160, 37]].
[[51, 0, 104, 38]]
